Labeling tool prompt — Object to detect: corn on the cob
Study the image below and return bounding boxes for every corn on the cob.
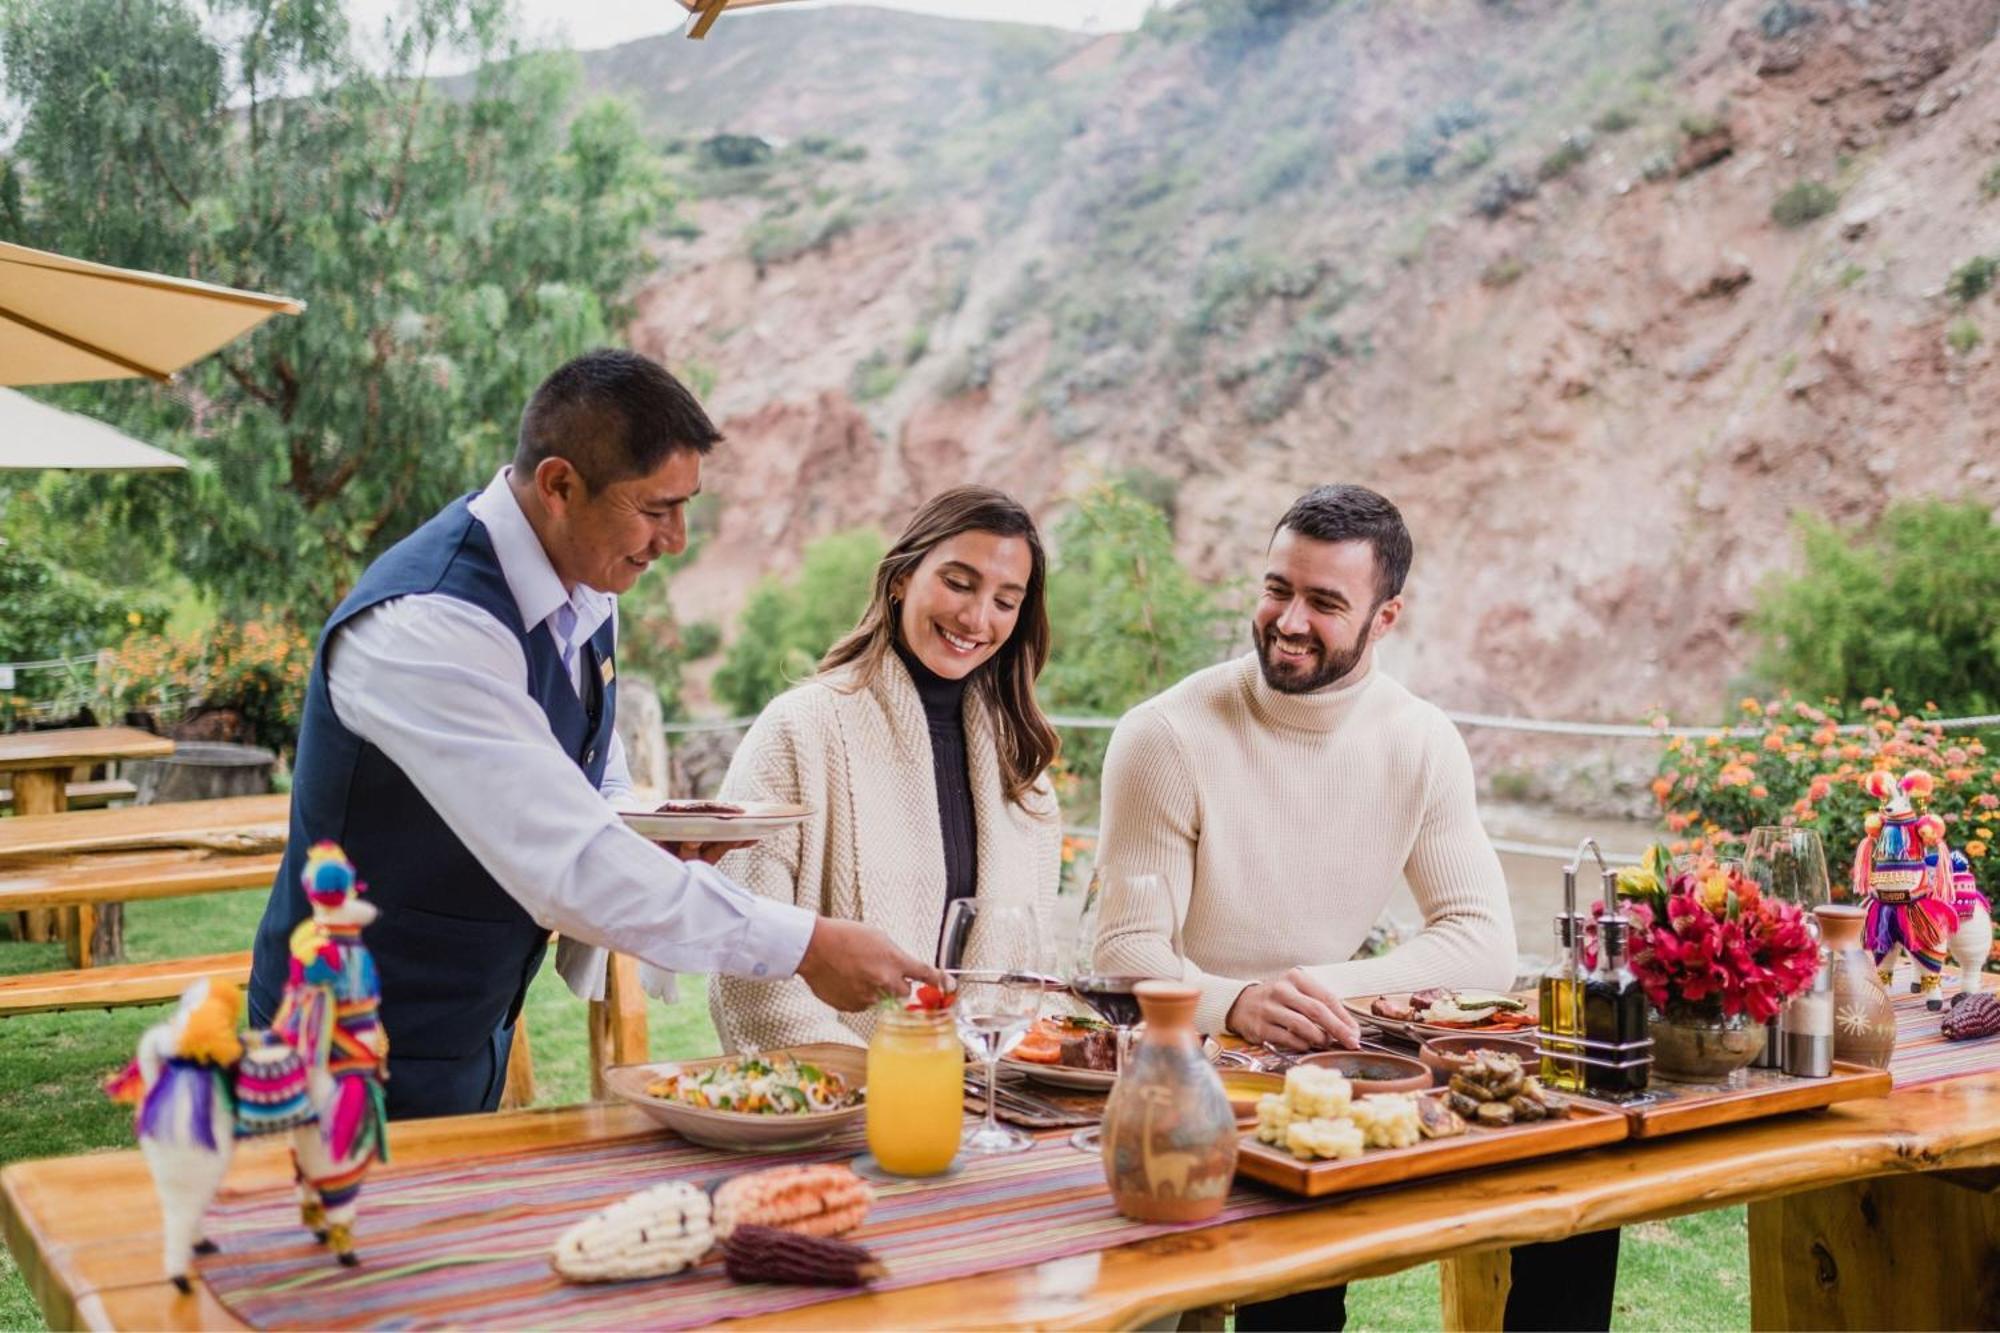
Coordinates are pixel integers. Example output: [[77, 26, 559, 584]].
[[550, 1182, 714, 1283], [712, 1164, 873, 1239], [721, 1225, 886, 1286]]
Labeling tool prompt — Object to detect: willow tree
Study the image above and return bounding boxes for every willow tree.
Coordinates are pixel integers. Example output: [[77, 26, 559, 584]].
[[0, 0, 671, 616]]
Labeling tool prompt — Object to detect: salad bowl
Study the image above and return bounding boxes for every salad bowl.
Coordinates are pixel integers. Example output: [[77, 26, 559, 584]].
[[602, 1044, 868, 1151]]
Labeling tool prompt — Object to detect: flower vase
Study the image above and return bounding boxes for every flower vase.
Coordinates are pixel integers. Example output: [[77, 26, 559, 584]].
[[1815, 903, 1896, 1069], [1647, 1000, 1765, 1083], [1099, 980, 1237, 1223]]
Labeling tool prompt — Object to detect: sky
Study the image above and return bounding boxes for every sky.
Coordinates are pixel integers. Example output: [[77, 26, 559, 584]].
[[347, 0, 1162, 55]]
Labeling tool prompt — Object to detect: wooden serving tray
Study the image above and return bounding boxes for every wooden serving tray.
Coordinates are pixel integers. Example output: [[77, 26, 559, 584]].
[[1235, 1093, 1628, 1198], [1568, 1061, 1891, 1138]]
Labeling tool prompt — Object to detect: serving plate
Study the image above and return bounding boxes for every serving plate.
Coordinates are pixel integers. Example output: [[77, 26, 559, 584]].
[[618, 800, 813, 845], [1344, 991, 1540, 1043], [601, 1043, 866, 1151], [1000, 1056, 1117, 1090]]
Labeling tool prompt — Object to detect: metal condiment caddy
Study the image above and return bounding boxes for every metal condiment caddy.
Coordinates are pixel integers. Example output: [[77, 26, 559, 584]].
[[1534, 837, 1653, 1093]]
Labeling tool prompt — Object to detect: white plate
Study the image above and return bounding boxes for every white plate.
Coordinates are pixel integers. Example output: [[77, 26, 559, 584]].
[[618, 800, 812, 845], [1000, 1057, 1116, 1091], [601, 1045, 866, 1152]]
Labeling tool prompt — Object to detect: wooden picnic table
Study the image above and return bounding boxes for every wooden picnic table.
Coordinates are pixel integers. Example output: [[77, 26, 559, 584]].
[[0, 728, 175, 946], [5, 1069, 1998, 1331], [0, 729, 174, 818], [0, 795, 288, 862]]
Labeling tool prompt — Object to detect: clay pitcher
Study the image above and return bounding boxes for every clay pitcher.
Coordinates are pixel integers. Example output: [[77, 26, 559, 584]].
[[1815, 904, 1896, 1069], [1099, 980, 1238, 1222]]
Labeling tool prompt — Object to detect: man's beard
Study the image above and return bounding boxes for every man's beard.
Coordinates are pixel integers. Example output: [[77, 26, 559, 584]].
[[1254, 618, 1371, 695]]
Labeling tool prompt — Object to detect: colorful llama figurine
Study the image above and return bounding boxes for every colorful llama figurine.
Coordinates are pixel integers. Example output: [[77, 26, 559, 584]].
[[1853, 770, 1963, 1010], [105, 979, 246, 1293], [1946, 848, 1994, 997], [269, 842, 390, 1265]]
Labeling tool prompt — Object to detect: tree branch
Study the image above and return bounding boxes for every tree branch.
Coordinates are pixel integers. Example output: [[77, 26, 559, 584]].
[[138, 128, 194, 212], [218, 352, 281, 410]]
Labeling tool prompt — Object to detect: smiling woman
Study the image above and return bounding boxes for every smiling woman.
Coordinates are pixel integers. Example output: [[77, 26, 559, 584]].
[[708, 487, 1065, 1053]]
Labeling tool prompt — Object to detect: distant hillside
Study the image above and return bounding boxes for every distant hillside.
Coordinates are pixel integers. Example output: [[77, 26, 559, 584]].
[[576, 0, 2000, 744]]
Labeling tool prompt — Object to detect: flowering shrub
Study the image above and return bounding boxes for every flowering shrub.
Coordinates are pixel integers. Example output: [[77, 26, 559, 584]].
[[98, 614, 312, 754], [1604, 847, 1820, 1022], [1651, 692, 1997, 904]]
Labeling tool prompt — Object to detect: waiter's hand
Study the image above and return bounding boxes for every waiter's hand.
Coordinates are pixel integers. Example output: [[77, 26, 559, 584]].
[[796, 917, 943, 1012], [658, 840, 753, 864], [1226, 967, 1361, 1051]]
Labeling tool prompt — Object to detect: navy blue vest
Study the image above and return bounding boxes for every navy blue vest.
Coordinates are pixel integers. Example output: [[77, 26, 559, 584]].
[[249, 496, 618, 1066]]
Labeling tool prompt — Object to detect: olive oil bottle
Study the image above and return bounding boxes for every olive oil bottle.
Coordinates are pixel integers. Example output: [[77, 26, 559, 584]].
[[1537, 914, 1584, 1092], [1582, 914, 1649, 1095]]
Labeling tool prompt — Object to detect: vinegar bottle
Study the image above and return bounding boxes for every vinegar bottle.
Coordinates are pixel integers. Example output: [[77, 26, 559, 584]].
[[1583, 915, 1648, 1095]]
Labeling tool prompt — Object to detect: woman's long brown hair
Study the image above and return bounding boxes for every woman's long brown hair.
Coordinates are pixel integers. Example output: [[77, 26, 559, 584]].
[[818, 486, 1059, 807]]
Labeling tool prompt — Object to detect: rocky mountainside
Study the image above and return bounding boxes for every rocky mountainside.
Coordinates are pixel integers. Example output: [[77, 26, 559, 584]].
[[584, 0, 2000, 736]]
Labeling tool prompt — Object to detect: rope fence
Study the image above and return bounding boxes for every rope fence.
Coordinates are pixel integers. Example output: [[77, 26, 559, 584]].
[[660, 709, 2000, 739]]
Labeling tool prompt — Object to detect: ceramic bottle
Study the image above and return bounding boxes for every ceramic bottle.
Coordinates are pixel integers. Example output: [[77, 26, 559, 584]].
[[1099, 980, 1237, 1222], [1814, 904, 1896, 1069]]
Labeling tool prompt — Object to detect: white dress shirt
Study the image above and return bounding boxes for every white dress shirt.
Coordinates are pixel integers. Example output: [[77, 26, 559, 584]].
[[325, 468, 815, 1003]]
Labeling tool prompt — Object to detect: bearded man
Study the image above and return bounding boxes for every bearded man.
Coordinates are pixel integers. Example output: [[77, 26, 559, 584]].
[[1092, 484, 1617, 1332]]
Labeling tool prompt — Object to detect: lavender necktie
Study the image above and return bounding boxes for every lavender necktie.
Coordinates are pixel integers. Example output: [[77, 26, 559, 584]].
[[553, 603, 579, 690]]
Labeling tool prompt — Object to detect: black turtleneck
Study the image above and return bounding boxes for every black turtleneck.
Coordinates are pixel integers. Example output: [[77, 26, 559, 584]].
[[895, 641, 978, 909]]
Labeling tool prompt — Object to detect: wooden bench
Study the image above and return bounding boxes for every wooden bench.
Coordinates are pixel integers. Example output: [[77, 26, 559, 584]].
[[0, 778, 139, 812], [0, 950, 252, 1018], [0, 850, 283, 968]]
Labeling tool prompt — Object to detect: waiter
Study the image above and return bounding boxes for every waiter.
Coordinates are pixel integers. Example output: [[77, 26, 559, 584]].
[[250, 349, 939, 1118]]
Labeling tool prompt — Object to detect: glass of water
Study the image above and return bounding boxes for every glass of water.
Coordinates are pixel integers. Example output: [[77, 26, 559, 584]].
[[938, 897, 1043, 1156]]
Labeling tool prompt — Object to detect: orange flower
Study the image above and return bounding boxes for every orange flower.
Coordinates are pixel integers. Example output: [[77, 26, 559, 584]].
[[1740, 697, 1763, 716], [1762, 733, 1785, 752]]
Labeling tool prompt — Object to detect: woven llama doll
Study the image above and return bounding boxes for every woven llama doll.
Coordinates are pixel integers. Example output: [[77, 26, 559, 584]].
[[1853, 769, 1963, 1010], [105, 979, 246, 1292], [1945, 848, 1994, 997], [269, 841, 390, 1264]]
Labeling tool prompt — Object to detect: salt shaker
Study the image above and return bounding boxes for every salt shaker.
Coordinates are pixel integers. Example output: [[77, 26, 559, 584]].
[[1781, 947, 1834, 1078]]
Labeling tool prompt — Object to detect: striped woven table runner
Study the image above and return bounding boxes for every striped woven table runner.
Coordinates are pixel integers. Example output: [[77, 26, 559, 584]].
[[1887, 971, 2000, 1087], [198, 1128, 1309, 1330]]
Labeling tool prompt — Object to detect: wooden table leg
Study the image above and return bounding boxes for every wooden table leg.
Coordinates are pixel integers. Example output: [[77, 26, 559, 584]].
[[588, 953, 650, 1101], [1440, 1247, 1512, 1332], [499, 1019, 536, 1110], [9, 768, 66, 943], [1749, 1171, 2000, 1329]]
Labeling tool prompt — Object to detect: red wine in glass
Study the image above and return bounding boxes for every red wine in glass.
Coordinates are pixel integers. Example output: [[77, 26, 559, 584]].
[[1069, 974, 1147, 1029]]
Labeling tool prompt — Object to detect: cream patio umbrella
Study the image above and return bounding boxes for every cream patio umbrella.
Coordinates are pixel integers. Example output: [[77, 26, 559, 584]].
[[0, 388, 188, 472], [0, 239, 303, 387]]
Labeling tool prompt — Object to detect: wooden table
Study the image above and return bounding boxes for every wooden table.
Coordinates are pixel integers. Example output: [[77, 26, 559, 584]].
[[0, 728, 174, 944], [0, 795, 287, 862], [6, 1073, 1999, 1331]]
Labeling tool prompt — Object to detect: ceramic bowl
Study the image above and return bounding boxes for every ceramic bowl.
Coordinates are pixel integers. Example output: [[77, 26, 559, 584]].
[[601, 1044, 867, 1151], [1216, 1068, 1286, 1119], [1417, 1034, 1541, 1086], [1294, 1049, 1432, 1096]]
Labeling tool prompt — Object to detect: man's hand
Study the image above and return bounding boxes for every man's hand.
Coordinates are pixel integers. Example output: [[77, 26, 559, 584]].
[[795, 917, 944, 1012], [658, 840, 754, 865], [1225, 967, 1361, 1051]]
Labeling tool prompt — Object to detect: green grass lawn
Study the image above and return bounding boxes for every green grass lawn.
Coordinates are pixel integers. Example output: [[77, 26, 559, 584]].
[[0, 896, 1751, 1330]]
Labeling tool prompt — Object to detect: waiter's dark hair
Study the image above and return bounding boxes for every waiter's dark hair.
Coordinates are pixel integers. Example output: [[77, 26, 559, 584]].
[[515, 349, 720, 488], [1273, 483, 1413, 605]]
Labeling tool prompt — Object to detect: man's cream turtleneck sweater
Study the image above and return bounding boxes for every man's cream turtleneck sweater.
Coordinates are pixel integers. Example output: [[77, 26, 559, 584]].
[[1093, 652, 1517, 1035]]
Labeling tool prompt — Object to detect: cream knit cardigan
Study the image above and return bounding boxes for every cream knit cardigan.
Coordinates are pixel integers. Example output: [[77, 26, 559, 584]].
[[709, 656, 1063, 1052]]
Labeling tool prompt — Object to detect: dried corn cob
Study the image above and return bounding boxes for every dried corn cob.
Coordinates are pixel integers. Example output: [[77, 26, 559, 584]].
[[550, 1182, 714, 1283], [721, 1225, 886, 1286]]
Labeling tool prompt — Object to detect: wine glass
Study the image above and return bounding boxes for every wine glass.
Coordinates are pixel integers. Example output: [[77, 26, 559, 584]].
[[1064, 870, 1159, 1152], [939, 897, 1044, 1156], [1743, 826, 1833, 912]]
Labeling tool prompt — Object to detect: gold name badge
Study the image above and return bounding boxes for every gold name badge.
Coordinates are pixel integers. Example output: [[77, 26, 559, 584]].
[[600, 657, 616, 686]]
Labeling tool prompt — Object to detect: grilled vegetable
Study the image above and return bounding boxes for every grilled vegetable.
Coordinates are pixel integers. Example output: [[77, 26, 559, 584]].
[[721, 1225, 886, 1286], [712, 1164, 874, 1239], [550, 1182, 714, 1282]]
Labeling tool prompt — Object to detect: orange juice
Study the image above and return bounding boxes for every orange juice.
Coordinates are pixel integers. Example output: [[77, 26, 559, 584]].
[[866, 1008, 964, 1175]]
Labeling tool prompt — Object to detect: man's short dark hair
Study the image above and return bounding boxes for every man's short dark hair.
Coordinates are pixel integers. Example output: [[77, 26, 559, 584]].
[[514, 349, 720, 488], [1274, 484, 1413, 604]]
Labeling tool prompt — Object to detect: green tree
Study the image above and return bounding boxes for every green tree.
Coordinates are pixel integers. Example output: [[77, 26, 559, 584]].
[[1, 0, 670, 619], [712, 529, 886, 715], [1752, 501, 2000, 712], [1042, 483, 1236, 791]]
